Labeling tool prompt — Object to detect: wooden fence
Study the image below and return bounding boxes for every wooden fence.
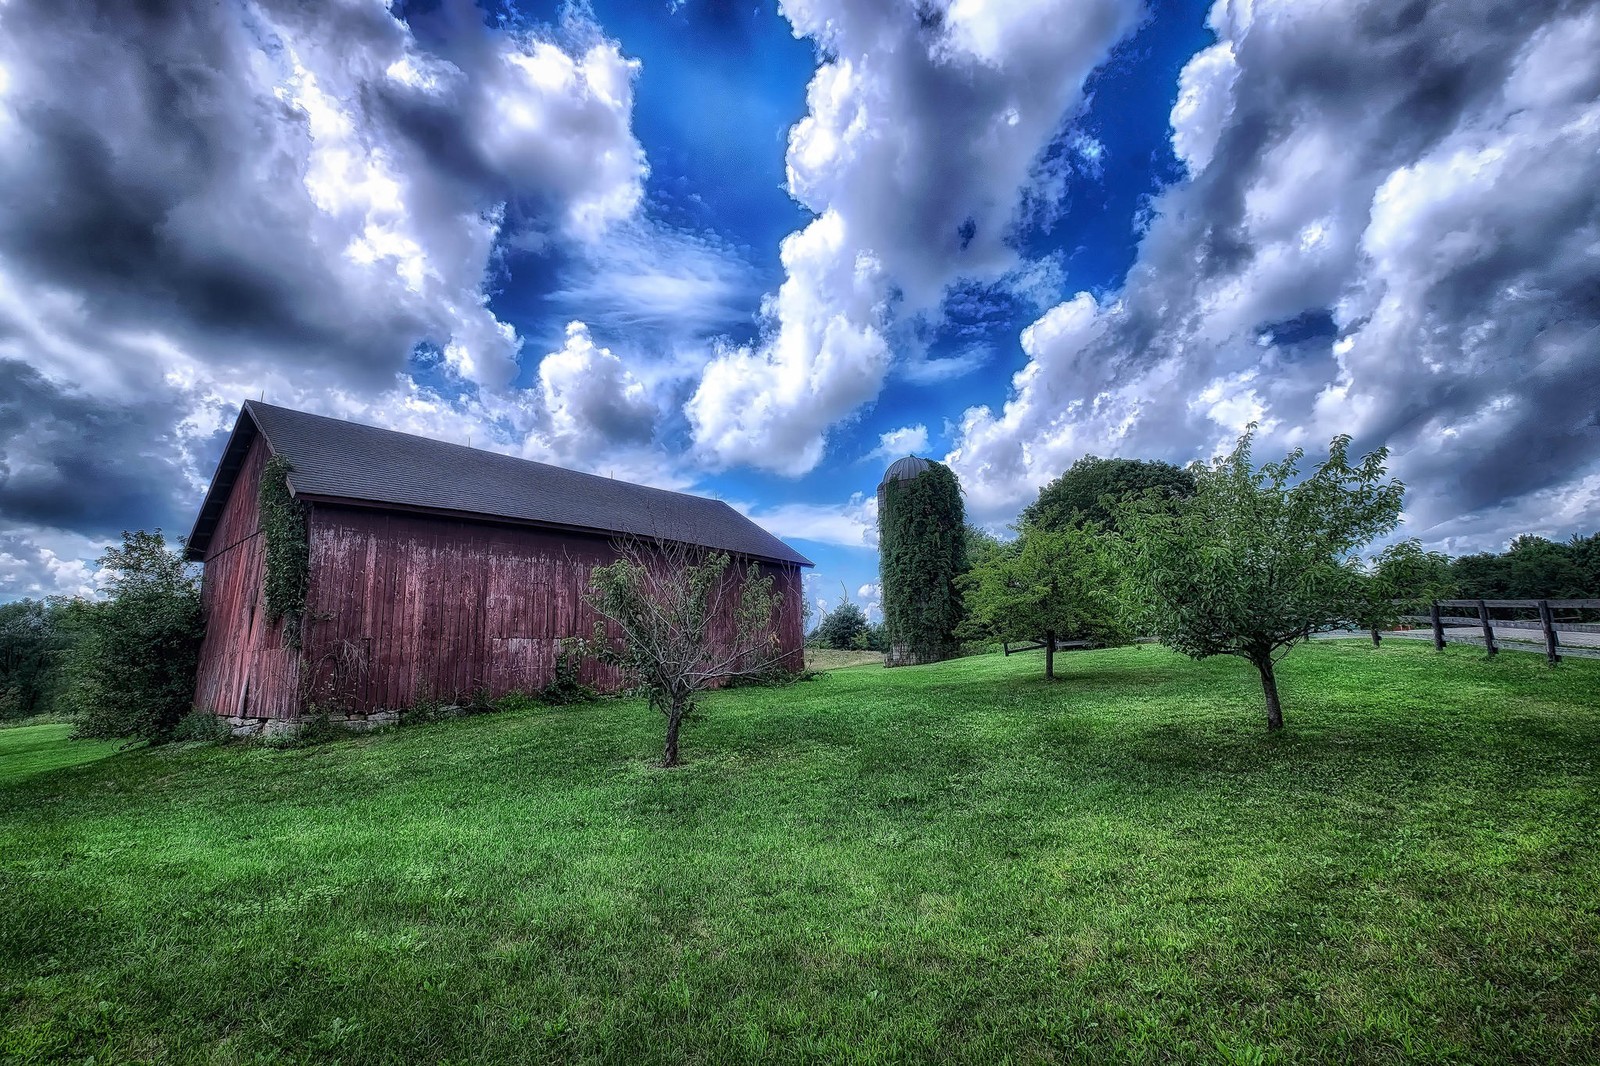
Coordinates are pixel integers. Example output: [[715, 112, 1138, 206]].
[[1398, 599, 1600, 664]]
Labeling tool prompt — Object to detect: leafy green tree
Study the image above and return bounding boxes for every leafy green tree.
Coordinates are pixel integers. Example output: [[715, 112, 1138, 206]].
[[587, 538, 786, 767], [1570, 532, 1600, 594], [0, 598, 74, 719], [66, 531, 204, 743], [1451, 552, 1510, 600], [1452, 534, 1598, 599], [1117, 429, 1403, 730], [1021, 456, 1195, 533], [1351, 539, 1457, 644], [819, 598, 870, 646], [812, 599, 869, 650], [852, 622, 888, 652], [960, 525, 1127, 679]]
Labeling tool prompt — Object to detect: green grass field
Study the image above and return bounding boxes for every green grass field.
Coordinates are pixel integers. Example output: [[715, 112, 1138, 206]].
[[4, 641, 1599, 1064]]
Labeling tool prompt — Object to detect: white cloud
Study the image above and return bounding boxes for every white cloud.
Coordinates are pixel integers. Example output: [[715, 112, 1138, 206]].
[[867, 424, 929, 462], [728, 492, 878, 550], [545, 219, 756, 342], [949, 0, 1600, 547], [686, 0, 1143, 474], [0, 0, 658, 596], [536, 322, 656, 453]]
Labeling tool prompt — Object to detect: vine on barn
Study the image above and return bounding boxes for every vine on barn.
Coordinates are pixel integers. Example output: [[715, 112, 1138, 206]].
[[259, 454, 309, 647]]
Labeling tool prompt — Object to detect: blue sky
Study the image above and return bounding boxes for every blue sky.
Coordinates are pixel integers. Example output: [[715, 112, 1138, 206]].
[[0, 0, 1597, 611]]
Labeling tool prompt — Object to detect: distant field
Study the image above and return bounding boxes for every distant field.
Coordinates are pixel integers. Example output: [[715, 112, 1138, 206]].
[[4, 642, 1599, 1063], [804, 647, 885, 670]]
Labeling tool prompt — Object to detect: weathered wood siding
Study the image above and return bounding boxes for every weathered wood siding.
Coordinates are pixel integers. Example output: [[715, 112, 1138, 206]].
[[192, 435, 302, 719], [301, 504, 804, 713]]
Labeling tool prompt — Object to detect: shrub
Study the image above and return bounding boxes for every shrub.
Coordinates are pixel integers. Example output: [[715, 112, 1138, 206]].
[[493, 691, 546, 714], [539, 640, 597, 706], [67, 531, 203, 745], [171, 711, 228, 743]]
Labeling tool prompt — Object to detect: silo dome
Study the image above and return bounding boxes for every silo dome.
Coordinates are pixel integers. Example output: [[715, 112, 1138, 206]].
[[878, 455, 932, 488]]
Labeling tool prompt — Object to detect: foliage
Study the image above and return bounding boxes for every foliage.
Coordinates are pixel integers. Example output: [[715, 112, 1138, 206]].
[[170, 710, 229, 743], [1452, 532, 1599, 599], [1351, 539, 1458, 636], [878, 461, 967, 662], [0, 598, 75, 719], [493, 691, 547, 715], [1021, 455, 1195, 533], [4, 644, 1600, 1063], [66, 531, 204, 744], [587, 539, 786, 766], [959, 524, 1129, 677], [811, 598, 869, 650], [258, 454, 309, 646], [852, 621, 888, 652], [539, 639, 597, 705], [1116, 427, 1403, 729]]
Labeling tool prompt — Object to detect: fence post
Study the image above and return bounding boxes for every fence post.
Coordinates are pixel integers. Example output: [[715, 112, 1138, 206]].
[[1477, 599, 1497, 657], [1538, 599, 1561, 667], [1430, 602, 1445, 650]]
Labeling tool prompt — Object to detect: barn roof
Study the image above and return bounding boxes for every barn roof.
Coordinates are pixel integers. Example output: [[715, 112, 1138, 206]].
[[185, 401, 813, 567]]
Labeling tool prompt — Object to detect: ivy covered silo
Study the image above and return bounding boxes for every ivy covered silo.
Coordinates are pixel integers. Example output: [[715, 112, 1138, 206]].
[[877, 456, 967, 666]]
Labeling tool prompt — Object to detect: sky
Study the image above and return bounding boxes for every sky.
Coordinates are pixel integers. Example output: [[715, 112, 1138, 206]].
[[1, 0, 1597, 622]]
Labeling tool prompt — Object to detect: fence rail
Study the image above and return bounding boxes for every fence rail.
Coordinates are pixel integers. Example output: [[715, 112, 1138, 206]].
[[1394, 598, 1600, 665]]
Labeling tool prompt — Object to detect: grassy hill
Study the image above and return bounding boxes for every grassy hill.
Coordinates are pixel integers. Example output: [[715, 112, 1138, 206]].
[[4, 641, 1599, 1063]]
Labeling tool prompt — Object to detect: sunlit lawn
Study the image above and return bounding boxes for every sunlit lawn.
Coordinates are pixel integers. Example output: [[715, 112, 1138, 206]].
[[3, 641, 1598, 1063]]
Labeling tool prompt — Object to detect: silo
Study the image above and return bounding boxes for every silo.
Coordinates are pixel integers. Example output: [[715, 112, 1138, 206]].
[[876, 455, 966, 666]]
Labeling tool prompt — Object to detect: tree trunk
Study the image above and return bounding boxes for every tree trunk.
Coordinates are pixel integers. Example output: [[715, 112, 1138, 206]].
[[1370, 626, 1381, 647], [1045, 629, 1055, 680], [663, 704, 684, 767], [1256, 657, 1284, 731]]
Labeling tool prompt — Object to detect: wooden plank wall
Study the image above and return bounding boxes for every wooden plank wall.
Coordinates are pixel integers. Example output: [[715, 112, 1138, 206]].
[[192, 435, 302, 719], [303, 505, 805, 714]]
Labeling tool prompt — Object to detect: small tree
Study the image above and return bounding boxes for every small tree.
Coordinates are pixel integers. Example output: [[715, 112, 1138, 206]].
[[960, 525, 1127, 679], [587, 539, 788, 767], [1118, 428, 1403, 730], [812, 596, 869, 650], [66, 530, 204, 743], [1352, 539, 1457, 644]]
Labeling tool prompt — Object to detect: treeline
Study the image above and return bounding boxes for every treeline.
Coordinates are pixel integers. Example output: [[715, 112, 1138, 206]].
[[1451, 534, 1600, 600], [0, 531, 202, 741]]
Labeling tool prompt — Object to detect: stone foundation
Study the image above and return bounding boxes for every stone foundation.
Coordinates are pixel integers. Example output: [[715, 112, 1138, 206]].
[[221, 709, 399, 739]]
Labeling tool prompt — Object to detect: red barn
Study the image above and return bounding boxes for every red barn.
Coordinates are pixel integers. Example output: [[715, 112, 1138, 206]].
[[186, 402, 811, 736]]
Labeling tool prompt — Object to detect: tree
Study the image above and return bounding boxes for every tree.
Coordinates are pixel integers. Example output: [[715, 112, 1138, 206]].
[[66, 530, 203, 743], [1117, 428, 1403, 730], [1021, 456, 1195, 534], [587, 539, 788, 767], [812, 598, 869, 650], [0, 599, 73, 719], [959, 525, 1127, 679], [853, 622, 888, 652], [1351, 539, 1457, 645]]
